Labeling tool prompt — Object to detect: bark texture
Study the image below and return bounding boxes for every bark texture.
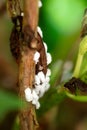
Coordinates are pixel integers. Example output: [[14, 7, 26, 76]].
[[18, 0, 39, 130]]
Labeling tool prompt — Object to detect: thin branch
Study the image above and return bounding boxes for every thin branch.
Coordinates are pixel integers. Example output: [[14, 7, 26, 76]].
[[19, 0, 39, 130], [19, 48, 38, 130], [23, 0, 38, 31]]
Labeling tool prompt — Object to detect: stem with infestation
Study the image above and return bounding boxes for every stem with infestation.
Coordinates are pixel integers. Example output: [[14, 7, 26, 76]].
[[19, 0, 39, 130]]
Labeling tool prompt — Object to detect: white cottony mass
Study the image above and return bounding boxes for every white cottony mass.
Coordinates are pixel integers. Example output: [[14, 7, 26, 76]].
[[33, 51, 40, 64], [24, 88, 33, 102], [35, 75, 40, 85], [36, 101, 40, 109], [37, 71, 45, 83], [47, 53, 52, 65], [24, 25, 52, 109], [38, 0, 42, 8], [37, 26, 43, 38], [46, 69, 51, 77], [43, 42, 48, 52]]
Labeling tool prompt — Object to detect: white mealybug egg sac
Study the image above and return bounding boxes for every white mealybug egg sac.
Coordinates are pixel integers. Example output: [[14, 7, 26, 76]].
[[38, 0, 42, 8], [24, 24, 52, 109], [33, 51, 40, 64], [24, 87, 33, 102], [37, 26, 43, 38]]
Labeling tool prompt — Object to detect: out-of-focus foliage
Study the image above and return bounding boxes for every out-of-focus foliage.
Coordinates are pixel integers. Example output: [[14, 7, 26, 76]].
[[40, 0, 87, 61], [44, 0, 85, 34], [0, 90, 24, 120], [37, 88, 66, 117]]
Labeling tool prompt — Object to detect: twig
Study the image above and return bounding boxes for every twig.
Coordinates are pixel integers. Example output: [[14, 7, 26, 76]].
[[23, 0, 38, 31], [19, 0, 39, 130], [19, 48, 38, 130], [8, 0, 48, 129]]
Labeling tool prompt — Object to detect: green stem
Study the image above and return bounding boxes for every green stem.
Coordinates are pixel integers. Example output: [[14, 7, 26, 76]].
[[73, 52, 83, 78]]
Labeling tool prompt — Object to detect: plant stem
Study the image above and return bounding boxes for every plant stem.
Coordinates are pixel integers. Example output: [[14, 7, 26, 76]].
[[19, 0, 39, 130], [73, 52, 83, 78], [23, 0, 38, 31], [19, 48, 38, 130]]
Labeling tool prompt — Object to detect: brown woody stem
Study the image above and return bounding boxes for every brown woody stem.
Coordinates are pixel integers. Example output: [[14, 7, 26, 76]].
[[23, 0, 39, 31], [19, 0, 39, 130], [19, 47, 38, 130]]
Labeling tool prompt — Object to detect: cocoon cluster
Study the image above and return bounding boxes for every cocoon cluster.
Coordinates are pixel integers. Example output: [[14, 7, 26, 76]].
[[34, 69, 51, 98], [33, 51, 40, 64], [24, 88, 40, 109], [24, 2, 52, 109], [38, 0, 42, 8]]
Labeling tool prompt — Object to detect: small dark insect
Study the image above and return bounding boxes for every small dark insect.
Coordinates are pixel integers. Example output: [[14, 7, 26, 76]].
[[64, 77, 87, 93]]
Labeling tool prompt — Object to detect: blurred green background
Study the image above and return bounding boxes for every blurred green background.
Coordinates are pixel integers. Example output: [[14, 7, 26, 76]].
[[1, 0, 87, 130]]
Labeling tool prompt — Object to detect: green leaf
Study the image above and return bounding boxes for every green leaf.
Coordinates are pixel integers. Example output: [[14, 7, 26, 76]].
[[44, 0, 85, 34], [79, 53, 87, 83], [80, 52, 87, 76], [66, 92, 87, 102], [0, 90, 24, 120]]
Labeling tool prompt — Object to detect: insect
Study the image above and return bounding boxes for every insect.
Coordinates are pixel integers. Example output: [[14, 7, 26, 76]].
[[64, 77, 87, 93]]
